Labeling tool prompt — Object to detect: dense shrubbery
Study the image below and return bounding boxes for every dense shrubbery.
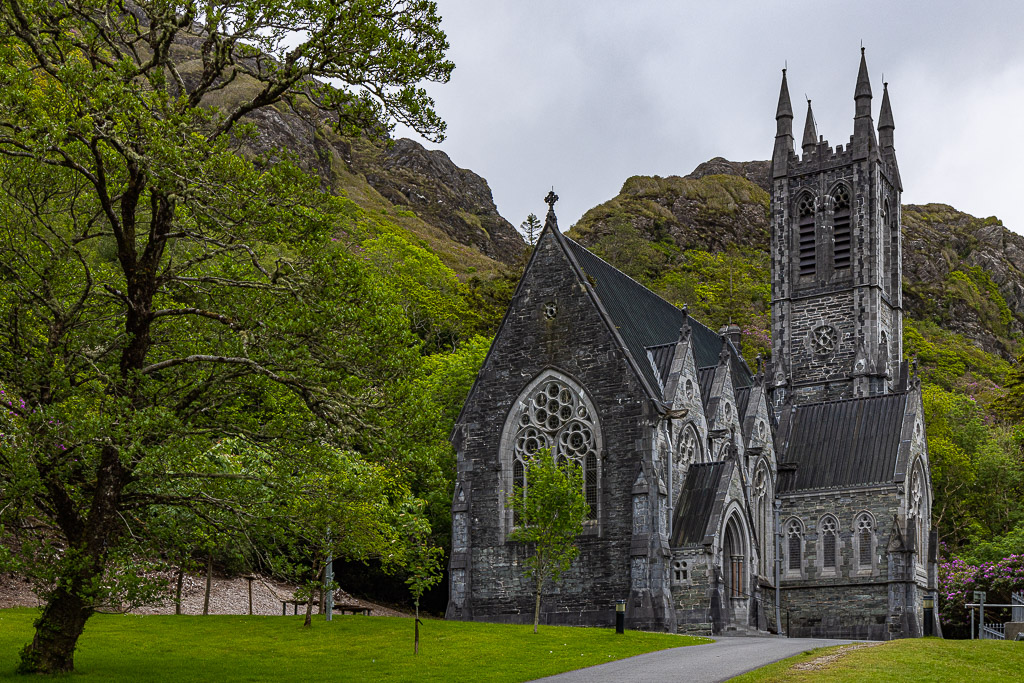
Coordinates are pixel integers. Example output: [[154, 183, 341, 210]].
[[938, 553, 1024, 637]]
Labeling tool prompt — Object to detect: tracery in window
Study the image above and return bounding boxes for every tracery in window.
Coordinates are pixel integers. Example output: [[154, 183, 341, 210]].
[[787, 519, 803, 572], [820, 516, 838, 570], [506, 374, 601, 526], [909, 465, 925, 561], [754, 465, 772, 575], [797, 193, 816, 277], [832, 185, 851, 270], [672, 560, 689, 584], [856, 513, 874, 569]]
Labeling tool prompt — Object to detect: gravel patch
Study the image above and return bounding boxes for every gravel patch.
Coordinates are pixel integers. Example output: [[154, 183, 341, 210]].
[[0, 572, 409, 618], [791, 641, 882, 671]]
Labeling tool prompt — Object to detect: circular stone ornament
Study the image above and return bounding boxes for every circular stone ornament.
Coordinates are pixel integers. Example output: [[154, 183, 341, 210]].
[[811, 324, 838, 355]]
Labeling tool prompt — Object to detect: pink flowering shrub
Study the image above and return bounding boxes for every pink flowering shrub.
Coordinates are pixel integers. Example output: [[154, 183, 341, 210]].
[[938, 552, 1024, 637]]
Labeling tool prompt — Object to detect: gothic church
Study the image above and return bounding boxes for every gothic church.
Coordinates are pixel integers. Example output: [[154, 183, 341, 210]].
[[446, 51, 937, 639]]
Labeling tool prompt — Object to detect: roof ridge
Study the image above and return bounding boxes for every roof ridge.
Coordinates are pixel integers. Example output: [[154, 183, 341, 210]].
[[793, 390, 909, 409]]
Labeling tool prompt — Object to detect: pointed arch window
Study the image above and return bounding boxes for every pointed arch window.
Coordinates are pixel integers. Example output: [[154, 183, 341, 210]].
[[819, 515, 838, 571], [787, 518, 803, 573], [888, 199, 900, 292], [503, 372, 602, 533], [832, 185, 852, 270], [909, 464, 926, 563], [753, 464, 773, 576], [797, 194, 816, 277], [855, 513, 875, 571]]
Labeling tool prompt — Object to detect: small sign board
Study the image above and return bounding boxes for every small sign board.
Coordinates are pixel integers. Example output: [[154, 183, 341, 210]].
[[973, 591, 986, 603]]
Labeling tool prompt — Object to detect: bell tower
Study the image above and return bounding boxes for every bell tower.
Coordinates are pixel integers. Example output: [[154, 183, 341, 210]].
[[769, 50, 903, 406]]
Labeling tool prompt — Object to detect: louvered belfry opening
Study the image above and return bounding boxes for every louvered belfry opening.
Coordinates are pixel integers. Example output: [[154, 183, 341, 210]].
[[797, 194, 816, 277], [832, 185, 851, 270]]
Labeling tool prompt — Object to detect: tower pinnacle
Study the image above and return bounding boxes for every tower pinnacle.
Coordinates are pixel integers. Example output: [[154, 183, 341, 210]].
[[878, 82, 895, 149], [853, 48, 876, 153], [801, 99, 817, 155], [772, 68, 794, 178]]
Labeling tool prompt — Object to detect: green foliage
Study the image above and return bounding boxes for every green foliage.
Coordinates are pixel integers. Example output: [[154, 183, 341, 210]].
[[904, 320, 1013, 400], [0, 0, 454, 672], [398, 500, 443, 654], [508, 449, 589, 633], [923, 383, 1024, 550], [362, 229, 471, 353]]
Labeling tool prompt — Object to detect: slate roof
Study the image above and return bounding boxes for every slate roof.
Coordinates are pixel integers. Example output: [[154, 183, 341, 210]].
[[735, 386, 752, 422], [646, 342, 676, 391], [776, 392, 909, 493], [697, 367, 717, 411], [671, 461, 732, 546], [565, 239, 752, 397]]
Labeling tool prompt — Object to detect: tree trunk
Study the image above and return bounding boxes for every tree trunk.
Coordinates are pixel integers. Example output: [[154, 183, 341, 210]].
[[203, 554, 212, 616], [16, 586, 91, 674], [533, 575, 543, 634], [303, 559, 320, 628], [19, 444, 126, 674], [175, 568, 185, 615], [414, 601, 420, 655]]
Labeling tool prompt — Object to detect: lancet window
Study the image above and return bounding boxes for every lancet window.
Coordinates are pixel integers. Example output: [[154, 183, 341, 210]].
[[820, 515, 838, 570], [832, 185, 852, 270], [797, 193, 816, 277], [856, 513, 874, 570], [787, 519, 803, 572]]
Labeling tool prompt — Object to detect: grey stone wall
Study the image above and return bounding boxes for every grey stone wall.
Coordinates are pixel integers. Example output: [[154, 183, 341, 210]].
[[447, 227, 660, 629]]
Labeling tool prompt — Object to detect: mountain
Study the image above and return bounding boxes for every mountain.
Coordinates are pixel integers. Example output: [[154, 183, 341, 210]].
[[168, 32, 525, 275], [566, 159, 1024, 363]]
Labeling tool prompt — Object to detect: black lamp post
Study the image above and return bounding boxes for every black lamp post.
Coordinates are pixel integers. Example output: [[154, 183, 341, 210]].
[[615, 600, 625, 634], [923, 594, 934, 637]]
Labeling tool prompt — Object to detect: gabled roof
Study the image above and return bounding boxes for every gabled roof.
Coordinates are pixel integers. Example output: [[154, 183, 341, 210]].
[[565, 239, 752, 397], [671, 461, 733, 546], [776, 392, 909, 493]]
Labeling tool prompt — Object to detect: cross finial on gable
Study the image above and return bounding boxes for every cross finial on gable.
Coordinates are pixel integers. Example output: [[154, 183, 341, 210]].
[[545, 189, 559, 211]]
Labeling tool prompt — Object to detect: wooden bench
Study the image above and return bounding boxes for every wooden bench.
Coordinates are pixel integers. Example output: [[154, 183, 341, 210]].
[[280, 598, 371, 616], [333, 602, 371, 616]]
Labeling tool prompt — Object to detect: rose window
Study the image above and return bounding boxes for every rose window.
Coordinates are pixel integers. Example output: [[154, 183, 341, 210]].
[[811, 325, 837, 355], [510, 377, 599, 521]]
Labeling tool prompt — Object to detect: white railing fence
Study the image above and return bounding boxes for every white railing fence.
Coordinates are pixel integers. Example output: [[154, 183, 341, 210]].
[[980, 622, 1005, 640]]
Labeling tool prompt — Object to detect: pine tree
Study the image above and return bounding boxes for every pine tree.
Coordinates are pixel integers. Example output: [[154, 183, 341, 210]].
[[520, 213, 543, 246]]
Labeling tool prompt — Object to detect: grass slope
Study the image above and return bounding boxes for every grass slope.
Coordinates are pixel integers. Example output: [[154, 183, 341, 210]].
[[0, 609, 703, 682], [730, 639, 1024, 683]]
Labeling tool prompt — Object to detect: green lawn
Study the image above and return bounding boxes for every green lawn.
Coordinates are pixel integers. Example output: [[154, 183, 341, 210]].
[[730, 638, 1024, 682], [0, 609, 705, 681]]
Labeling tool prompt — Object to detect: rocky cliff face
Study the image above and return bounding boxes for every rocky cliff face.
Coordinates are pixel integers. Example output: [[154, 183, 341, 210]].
[[568, 158, 1024, 360], [167, 33, 525, 272]]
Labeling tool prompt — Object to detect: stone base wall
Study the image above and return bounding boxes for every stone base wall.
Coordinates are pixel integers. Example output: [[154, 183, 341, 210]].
[[782, 583, 890, 640]]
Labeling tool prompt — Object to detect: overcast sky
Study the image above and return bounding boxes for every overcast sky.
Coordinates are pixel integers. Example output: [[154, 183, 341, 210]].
[[393, 0, 1024, 237]]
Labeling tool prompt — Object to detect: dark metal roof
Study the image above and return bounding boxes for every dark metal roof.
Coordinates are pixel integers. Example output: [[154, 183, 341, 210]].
[[672, 461, 732, 546], [565, 239, 749, 396], [646, 342, 676, 389], [777, 392, 909, 493], [735, 386, 752, 422], [697, 367, 717, 411]]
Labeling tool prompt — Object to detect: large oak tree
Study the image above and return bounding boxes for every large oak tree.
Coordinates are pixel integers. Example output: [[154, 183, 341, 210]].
[[0, 0, 452, 673]]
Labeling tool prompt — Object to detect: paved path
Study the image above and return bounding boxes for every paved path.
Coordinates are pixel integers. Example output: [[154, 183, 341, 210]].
[[533, 637, 856, 683]]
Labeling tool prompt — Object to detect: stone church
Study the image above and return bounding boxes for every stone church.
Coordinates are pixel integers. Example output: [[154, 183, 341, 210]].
[[446, 51, 938, 639]]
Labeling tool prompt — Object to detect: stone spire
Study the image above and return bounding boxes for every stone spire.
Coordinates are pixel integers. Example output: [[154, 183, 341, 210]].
[[878, 81, 895, 149], [772, 68, 794, 178], [853, 48, 877, 150], [801, 99, 817, 156]]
